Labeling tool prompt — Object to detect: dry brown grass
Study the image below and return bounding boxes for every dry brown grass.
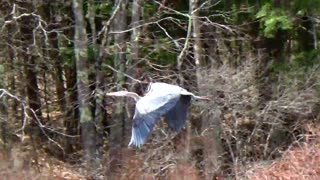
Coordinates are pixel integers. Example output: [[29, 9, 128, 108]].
[[115, 140, 201, 180], [246, 123, 320, 179], [167, 163, 199, 180], [0, 144, 86, 180]]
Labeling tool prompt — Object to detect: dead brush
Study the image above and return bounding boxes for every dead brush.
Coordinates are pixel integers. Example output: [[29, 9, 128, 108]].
[[201, 60, 320, 178], [246, 123, 320, 179]]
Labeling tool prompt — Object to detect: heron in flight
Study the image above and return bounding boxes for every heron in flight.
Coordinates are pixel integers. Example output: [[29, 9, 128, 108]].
[[106, 82, 209, 147]]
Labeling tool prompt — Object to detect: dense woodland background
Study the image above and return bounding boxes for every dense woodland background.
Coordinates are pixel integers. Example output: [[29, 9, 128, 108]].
[[1, 0, 320, 179]]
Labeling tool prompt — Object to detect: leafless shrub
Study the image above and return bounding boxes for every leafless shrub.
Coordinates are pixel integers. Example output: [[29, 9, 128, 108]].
[[200, 59, 320, 177], [245, 123, 320, 179]]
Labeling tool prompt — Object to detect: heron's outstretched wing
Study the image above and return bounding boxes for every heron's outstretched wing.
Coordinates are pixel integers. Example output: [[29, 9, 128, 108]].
[[164, 95, 191, 132], [128, 92, 180, 147]]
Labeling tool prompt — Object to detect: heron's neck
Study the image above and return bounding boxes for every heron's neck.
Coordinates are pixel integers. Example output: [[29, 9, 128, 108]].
[[126, 92, 141, 101]]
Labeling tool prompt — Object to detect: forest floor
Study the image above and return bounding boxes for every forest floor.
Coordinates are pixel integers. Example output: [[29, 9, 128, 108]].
[[1, 123, 320, 180], [0, 143, 86, 179]]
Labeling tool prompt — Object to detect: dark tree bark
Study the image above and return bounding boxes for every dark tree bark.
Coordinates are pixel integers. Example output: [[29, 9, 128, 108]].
[[41, 1, 73, 155], [64, 60, 80, 153], [18, 8, 43, 132], [0, 64, 8, 156], [6, 22, 18, 122], [52, 38, 67, 114], [297, 15, 315, 52], [61, 4, 80, 154], [24, 55, 42, 118], [40, 1, 67, 116]]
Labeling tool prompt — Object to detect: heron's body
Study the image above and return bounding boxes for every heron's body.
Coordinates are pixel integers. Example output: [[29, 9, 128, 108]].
[[106, 82, 209, 147]]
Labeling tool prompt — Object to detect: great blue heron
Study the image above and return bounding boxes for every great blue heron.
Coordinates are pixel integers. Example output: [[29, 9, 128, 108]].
[[106, 82, 209, 147]]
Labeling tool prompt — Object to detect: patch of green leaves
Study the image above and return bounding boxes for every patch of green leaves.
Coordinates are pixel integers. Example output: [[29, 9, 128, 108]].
[[150, 38, 176, 65], [293, 49, 320, 67], [96, 2, 113, 17], [60, 44, 75, 68], [142, 2, 157, 19], [256, 3, 292, 38], [293, 0, 320, 12]]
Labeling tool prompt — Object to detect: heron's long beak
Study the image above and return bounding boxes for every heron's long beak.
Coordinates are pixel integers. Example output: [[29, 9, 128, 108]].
[[106, 92, 125, 96], [106, 92, 115, 96], [195, 96, 211, 101]]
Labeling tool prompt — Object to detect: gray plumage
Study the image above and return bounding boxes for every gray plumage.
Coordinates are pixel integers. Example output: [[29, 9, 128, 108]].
[[106, 82, 209, 147]]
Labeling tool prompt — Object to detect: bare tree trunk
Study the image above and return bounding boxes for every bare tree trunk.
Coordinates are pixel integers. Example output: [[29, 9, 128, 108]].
[[108, 0, 129, 176], [87, 0, 106, 166], [72, 0, 96, 169], [128, 0, 141, 83], [192, 0, 223, 178], [131, 0, 140, 61], [192, 0, 203, 95], [117, 0, 129, 142], [126, 0, 141, 140]]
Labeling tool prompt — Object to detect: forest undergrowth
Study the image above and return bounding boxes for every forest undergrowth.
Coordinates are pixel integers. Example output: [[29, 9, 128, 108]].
[[1, 60, 320, 179]]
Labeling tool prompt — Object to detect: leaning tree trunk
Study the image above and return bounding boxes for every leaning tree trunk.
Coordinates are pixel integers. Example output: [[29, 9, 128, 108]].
[[72, 0, 96, 169]]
